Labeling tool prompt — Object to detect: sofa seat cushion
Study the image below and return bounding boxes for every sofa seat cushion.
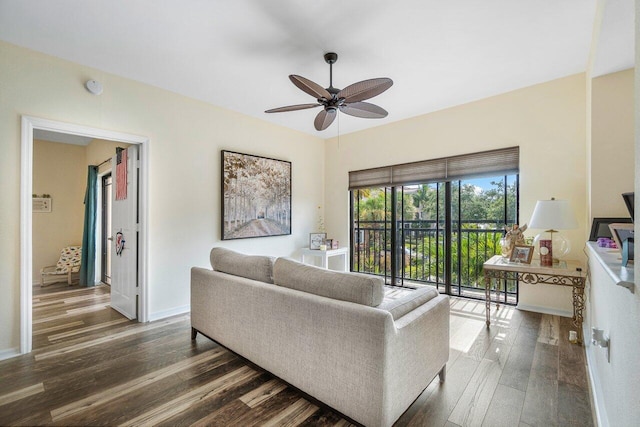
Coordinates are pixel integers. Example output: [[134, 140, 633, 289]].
[[273, 257, 384, 306], [210, 247, 275, 284], [377, 287, 440, 320]]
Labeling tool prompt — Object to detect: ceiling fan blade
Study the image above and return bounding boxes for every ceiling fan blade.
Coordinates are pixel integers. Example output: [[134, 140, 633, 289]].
[[337, 78, 393, 103], [340, 102, 388, 119], [290, 75, 332, 100], [265, 103, 320, 113], [314, 109, 337, 131]]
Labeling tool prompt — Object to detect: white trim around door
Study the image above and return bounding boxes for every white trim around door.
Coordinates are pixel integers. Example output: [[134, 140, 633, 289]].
[[20, 116, 150, 354]]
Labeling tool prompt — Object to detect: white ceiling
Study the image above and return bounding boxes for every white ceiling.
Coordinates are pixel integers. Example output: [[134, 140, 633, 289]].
[[0, 1, 634, 137]]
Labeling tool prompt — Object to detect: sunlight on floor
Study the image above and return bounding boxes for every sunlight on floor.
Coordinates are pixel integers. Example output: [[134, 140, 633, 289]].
[[449, 298, 514, 354]]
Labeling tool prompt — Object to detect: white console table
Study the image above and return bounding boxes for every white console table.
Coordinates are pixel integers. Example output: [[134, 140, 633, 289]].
[[300, 247, 349, 271]]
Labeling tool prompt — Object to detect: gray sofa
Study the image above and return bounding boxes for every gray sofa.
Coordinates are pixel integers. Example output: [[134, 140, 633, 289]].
[[191, 247, 450, 427]]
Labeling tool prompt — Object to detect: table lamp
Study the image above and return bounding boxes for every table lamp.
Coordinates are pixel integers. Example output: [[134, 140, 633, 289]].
[[529, 198, 578, 266]]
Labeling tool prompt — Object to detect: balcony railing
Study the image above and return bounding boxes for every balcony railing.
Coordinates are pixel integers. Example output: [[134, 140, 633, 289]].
[[352, 219, 517, 303]]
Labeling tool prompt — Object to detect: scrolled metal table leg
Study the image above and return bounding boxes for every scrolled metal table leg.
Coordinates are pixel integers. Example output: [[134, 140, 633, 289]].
[[485, 271, 491, 327], [572, 284, 585, 345]]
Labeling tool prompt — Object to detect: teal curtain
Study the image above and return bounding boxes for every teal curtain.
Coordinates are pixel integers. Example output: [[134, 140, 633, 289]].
[[79, 166, 98, 287]]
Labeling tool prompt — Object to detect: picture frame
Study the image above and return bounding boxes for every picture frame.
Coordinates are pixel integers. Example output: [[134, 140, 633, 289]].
[[608, 223, 635, 253], [309, 233, 326, 250], [589, 217, 632, 241], [221, 150, 291, 240], [510, 245, 534, 264]]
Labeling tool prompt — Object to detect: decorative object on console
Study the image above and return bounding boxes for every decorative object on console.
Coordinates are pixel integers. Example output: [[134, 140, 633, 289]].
[[529, 198, 578, 265], [309, 232, 326, 250], [221, 151, 291, 240], [539, 239, 553, 267], [324, 238, 339, 249], [509, 245, 534, 264], [596, 237, 616, 248], [500, 224, 527, 258]]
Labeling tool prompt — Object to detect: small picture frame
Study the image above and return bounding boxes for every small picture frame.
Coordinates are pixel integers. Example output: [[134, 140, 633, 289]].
[[309, 233, 326, 250], [608, 223, 634, 253], [510, 245, 534, 264]]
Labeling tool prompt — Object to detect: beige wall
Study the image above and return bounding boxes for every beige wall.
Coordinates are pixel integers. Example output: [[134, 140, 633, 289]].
[[32, 140, 86, 280], [0, 41, 324, 353], [325, 74, 588, 315], [590, 68, 635, 219]]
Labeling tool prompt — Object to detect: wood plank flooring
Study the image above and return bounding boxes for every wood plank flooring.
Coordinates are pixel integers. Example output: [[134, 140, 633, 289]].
[[0, 282, 594, 426]]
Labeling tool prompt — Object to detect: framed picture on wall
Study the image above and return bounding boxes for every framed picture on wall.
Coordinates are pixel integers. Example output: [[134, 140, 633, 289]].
[[221, 151, 291, 240]]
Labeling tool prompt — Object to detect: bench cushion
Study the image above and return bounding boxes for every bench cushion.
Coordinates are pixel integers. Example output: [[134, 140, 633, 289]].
[[210, 247, 275, 284], [273, 257, 384, 306]]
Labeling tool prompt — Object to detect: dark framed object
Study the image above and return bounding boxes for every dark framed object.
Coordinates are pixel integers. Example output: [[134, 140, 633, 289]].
[[309, 233, 326, 250], [589, 217, 632, 241], [221, 150, 291, 240], [622, 192, 634, 221], [609, 223, 634, 254], [510, 245, 534, 264]]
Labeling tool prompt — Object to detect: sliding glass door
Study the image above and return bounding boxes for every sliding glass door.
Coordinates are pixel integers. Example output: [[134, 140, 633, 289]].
[[351, 174, 519, 304]]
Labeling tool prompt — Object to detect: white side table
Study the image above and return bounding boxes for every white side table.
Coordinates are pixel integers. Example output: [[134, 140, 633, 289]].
[[300, 247, 349, 271]]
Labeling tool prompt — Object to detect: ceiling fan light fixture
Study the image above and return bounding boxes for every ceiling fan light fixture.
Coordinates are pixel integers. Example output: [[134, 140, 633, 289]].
[[266, 53, 393, 131]]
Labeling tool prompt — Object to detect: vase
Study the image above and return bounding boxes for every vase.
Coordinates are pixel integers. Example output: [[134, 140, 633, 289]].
[[500, 238, 511, 258]]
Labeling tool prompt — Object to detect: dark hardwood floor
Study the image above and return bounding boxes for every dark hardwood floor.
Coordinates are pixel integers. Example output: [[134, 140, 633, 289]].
[[0, 282, 594, 426]]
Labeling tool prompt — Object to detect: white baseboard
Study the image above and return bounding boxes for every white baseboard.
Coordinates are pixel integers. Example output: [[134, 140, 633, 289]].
[[515, 303, 572, 318], [148, 305, 190, 322], [583, 323, 608, 427], [0, 347, 21, 361]]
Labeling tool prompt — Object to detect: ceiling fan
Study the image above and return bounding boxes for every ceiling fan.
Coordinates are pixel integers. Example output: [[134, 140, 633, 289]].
[[265, 52, 393, 131]]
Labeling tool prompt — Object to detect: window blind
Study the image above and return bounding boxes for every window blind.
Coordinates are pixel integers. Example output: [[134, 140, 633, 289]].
[[348, 146, 519, 190]]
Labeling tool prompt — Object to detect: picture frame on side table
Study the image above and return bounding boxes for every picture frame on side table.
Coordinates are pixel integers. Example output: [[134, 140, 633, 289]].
[[309, 233, 326, 250], [608, 223, 635, 253], [510, 245, 534, 264]]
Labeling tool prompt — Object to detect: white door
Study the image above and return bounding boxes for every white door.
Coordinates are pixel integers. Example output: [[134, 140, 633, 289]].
[[110, 145, 138, 319]]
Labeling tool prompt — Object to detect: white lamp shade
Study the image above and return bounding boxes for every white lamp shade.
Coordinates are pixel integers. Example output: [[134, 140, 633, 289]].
[[529, 199, 578, 230]]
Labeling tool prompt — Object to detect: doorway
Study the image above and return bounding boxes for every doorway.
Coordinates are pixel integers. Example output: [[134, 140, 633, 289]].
[[20, 116, 149, 354]]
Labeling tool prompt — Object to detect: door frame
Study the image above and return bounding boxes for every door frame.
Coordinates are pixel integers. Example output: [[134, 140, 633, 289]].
[[97, 172, 112, 286], [20, 116, 150, 354]]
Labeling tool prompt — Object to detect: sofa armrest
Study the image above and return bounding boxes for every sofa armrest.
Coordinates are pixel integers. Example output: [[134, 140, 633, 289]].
[[382, 294, 450, 426]]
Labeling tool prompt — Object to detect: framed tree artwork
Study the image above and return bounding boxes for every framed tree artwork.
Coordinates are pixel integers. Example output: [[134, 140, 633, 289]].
[[222, 150, 292, 240]]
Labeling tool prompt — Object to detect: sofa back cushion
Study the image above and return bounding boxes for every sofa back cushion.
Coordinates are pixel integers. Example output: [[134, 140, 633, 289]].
[[210, 247, 275, 284], [273, 257, 384, 306], [377, 287, 440, 320]]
